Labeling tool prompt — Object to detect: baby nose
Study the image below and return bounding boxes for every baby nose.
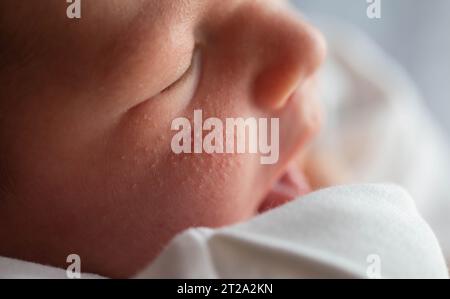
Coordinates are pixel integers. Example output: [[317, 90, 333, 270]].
[[246, 4, 327, 110]]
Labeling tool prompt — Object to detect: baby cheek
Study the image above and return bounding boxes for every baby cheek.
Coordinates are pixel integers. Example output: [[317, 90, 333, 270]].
[[160, 152, 254, 225], [109, 111, 257, 228]]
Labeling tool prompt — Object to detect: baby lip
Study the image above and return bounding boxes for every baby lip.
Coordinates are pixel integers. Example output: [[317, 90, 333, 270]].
[[258, 165, 311, 214], [282, 164, 311, 195]]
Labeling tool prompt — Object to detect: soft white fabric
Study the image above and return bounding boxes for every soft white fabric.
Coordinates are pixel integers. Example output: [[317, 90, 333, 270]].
[[313, 17, 450, 264], [137, 185, 448, 279], [0, 256, 102, 279], [2, 185, 446, 278]]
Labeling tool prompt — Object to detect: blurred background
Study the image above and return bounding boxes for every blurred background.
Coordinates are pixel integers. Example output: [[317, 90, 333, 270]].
[[293, 0, 450, 138]]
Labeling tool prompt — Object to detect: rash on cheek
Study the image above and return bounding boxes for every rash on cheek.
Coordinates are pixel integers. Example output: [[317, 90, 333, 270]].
[[165, 150, 246, 202]]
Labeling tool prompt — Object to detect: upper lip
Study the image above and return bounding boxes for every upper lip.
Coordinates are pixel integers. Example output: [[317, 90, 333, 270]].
[[257, 162, 311, 214], [256, 82, 317, 213]]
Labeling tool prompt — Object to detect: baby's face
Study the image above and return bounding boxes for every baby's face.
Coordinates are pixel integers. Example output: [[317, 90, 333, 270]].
[[0, 0, 325, 277]]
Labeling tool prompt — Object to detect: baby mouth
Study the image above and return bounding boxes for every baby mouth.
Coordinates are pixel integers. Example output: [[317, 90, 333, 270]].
[[258, 165, 311, 214]]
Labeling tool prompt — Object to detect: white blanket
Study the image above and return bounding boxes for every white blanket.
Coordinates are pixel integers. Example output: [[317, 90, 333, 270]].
[[1, 185, 447, 279], [0, 256, 102, 279], [313, 17, 450, 264], [136, 185, 448, 279]]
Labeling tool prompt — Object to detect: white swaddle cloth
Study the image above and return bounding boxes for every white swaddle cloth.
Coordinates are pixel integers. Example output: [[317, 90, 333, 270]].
[[312, 17, 450, 264], [0, 256, 102, 279], [137, 185, 448, 279], [1, 185, 447, 278]]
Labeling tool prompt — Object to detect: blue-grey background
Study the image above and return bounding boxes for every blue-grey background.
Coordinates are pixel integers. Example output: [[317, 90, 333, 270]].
[[293, 0, 450, 137]]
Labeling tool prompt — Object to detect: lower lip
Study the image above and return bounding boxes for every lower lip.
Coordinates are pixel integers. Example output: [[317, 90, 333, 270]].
[[258, 165, 311, 214]]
